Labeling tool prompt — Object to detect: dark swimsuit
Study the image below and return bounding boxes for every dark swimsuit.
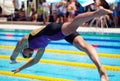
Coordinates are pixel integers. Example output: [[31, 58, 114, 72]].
[[28, 22, 79, 49]]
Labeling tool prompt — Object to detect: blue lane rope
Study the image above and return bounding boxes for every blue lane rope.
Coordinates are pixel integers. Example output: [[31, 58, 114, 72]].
[[0, 38, 120, 49]]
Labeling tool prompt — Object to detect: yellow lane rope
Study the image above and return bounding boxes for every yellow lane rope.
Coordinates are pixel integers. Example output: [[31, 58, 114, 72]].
[[0, 45, 120, 58], [0, 55, 120, 72], [0, 70, 73, 81]]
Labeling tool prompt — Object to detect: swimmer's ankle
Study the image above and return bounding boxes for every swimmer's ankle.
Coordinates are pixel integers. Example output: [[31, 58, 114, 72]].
[[99, 66, 106, 74], [99, 67, 109, 81]]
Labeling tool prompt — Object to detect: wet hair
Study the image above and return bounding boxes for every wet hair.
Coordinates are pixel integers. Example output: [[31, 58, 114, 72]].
[[22, 48, 34, 58]]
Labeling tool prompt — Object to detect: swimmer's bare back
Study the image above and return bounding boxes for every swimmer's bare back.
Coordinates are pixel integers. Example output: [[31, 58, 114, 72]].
[[30, 26, 46, 36]]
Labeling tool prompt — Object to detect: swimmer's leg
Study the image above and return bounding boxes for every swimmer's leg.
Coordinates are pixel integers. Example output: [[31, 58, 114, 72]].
[[73, 35, 108, 81], [62, 7, 113, 36]]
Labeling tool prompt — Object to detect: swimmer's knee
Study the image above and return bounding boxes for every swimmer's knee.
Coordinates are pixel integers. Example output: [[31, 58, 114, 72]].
[[73, 38, 87, 49]]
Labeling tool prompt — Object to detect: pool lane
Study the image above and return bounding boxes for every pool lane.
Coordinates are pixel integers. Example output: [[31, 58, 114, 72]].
[[0, 38, 120, 54], [0, 59, 120, 81], [0, 31, 120, 54], [0, 48, 120, 66]]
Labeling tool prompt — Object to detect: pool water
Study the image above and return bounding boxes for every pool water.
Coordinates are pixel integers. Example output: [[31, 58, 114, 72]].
[[0, 29, 120, 81]]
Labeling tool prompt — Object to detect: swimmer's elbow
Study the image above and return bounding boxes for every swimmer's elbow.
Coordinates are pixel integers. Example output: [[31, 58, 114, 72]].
[[33, 58, 40, 64]]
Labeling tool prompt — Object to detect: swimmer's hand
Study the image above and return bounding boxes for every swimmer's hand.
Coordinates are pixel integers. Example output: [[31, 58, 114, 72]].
[[12, 68, 20, 74], [10, 60, 18, 64]]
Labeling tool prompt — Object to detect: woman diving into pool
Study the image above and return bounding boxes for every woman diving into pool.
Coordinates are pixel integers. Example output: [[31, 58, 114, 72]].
[[10, 7, 112, 81]]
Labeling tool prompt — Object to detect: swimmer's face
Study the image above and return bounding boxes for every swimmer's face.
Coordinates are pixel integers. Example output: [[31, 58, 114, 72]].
[[22, 48, 33, 58]]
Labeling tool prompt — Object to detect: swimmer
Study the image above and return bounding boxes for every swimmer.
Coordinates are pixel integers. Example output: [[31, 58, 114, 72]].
[[10, 7, 112, 81]]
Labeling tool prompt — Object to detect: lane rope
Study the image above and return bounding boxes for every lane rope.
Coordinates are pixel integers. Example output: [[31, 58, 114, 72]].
[[0, 55, 120, 72], [0, 70, 73, 81], [0, 45, 120, 58]]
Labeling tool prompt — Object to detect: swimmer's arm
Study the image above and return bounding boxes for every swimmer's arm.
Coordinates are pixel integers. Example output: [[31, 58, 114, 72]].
[[12, 48, 45, 74], [10, 39, 23, 64], [10, 35, 29, 64]]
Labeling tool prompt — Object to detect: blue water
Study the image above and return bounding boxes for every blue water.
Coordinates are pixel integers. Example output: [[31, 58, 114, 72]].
[[0, 29, 120, 81], [0, 59, 120, 81]]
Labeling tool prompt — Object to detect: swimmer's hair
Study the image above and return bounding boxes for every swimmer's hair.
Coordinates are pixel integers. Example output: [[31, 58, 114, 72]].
[[22, 48, 34, 58]]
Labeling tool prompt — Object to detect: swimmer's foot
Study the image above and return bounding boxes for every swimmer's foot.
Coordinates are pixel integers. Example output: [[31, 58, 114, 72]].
[[99, 67, 109, 81], [95, 6, 113, 17]]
